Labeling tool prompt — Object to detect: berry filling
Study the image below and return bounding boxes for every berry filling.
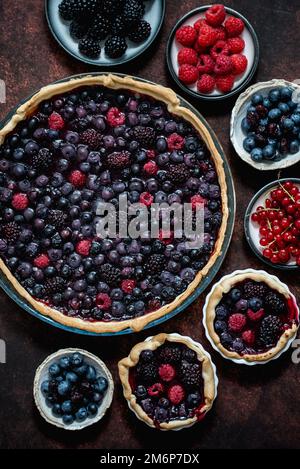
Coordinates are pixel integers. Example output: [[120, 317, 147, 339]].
[[0, 85, 223, 323], [214, 280, 298, 355], [130, 343, 205, 426]]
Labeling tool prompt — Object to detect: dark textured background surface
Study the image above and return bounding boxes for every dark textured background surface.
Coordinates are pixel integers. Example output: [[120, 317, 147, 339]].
[[0, 0, 299, 450]]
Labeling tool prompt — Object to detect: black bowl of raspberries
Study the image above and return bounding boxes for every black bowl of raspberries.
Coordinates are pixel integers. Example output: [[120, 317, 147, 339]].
[[34, 349, 114, 430], [45, 0, 165, 66]]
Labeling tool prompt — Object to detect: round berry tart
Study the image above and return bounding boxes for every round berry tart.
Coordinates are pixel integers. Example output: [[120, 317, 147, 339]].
[[0, 75, 228, 334], [118, 333, 217, 430], [203, 269, 299, 364]]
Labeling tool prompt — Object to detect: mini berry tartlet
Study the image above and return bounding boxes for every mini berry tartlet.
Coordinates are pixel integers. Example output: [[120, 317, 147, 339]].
[[118, 333, 217, 430], [0, 74, 228, 334], [203, 269, 299, 364]]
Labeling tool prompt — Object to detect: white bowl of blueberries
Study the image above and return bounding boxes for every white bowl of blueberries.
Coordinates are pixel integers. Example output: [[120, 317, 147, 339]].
[[230, 79, 300, 170], [34, 349, 114, 430]]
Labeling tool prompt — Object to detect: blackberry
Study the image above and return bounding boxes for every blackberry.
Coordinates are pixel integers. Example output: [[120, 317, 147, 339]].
[[58, 0, 77, 21], [69, 118, 89, 132], [80, 129, 102, 149], [259, 315, 282, 347], [265, 292, 286, 315], [72, 0, 99, 17], [243, 281, 267, 299], [106, 151, 131, 170], [136, 363, 158, 385], [70, 21, 89, 40], [111, 16, 127, 36], [100, 264, 121, 286], [2, 222, 20, 243], [47, 210, 67, 230], [79, 37, 101, 59], [180, 361, 203, 389], [88, 14, 111, 41], [167, 163, 190, 184], [44, 277, 66, 296], [127, 20, 151, 43], [104, 36, 128, 59], [101, 0, 124, 16], [158, 344, 181, 364], [123, 0, 145, 25], [146, 254, 166, 275], [132, 126, 156, 148], [32, 148, 53, 171]]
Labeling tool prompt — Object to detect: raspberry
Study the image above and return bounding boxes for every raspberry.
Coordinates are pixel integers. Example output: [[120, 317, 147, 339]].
[[175, 25, 197, 47], [214, 55, 233, 75], [158, 364, 176, 382], [146, 150, 156, 160], [33, 254, 50, 269], [121, 279, 136, 294], [191, 194, 206, 209], [143, 160, 158, 175], [167, 133, 185, 150], [216, 74, 235, 93], [205, 4, 226, 27], [158, 229, 174, 245], [214, 25, 227, 41], [76, 239, 92, 256], [197, 74, 216, 94], [198, 26, 218, 48], [48, 112, 65, 130], [227, 37, 245, 54], [168, 384, 185, 405], [231, 54, 248, 75], [224, 16, 245, 37], [178, 64, 198, 85], [96, 293, 112, 310], [147, 383, 164, 397], [68, 170, 86, 187], [194, 18, 208, 32], [242, 330, 255, 346], [12, 193, 28, 211], [140, 192, 154, 207], [106, 107, 125, 127], [247, 308, 265, 322], [210, 40, 230, 61], [197, 54, 215, 74], [228, 313, 246, 332], [177, 47, 198, 66]]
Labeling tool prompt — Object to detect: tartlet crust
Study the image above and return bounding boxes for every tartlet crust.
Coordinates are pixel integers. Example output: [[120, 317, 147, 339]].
[[205, 271, 299, 362], [118, 333, 217, 430], [0, 74, 229, 333]]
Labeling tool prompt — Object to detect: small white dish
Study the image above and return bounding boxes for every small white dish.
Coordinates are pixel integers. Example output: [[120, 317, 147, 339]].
[[230, 79, 300, 170], [34, 348, 114, 430], [203, 269, 299, 365]]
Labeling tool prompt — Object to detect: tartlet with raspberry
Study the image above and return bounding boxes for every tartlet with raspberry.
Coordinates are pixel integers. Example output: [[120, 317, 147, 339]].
[[204, 270, 299, 364], [118, 333, 217, 430], [0, 74, 228, 334]]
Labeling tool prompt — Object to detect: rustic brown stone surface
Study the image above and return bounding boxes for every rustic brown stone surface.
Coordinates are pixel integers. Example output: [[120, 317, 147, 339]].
[[0, 0, 299, 449]]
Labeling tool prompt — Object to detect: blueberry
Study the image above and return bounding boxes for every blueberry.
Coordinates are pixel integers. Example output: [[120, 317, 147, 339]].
[[262, 144, 276, 159], [141, 398, 154, 416], [215, 304, 228, 320], [232, 338, 245, 353], [243, 136, 256, 152], [236, 299, 248, 311], [214, 320, 227, 333], [62, 414, 74, 425], [262, 98, 272, 109], [70, 352, 84, 367], [251, 93, 263, 105], [278, 102, 290, 114], [269, 89, 281, 103], [282, 118, 294, 130], [61, 400, 73, 414], [52, 403, 62, 416], [268, 108, 281, 121], [57, 380, 71, 396], [187, 391, 201, 408], [280, 87, 293, 101], [220, 332, 233, 347], [87, 403, 99, 416], [66, 371, 79, 384], [49, 363, 61, 377], [59, 356, 71, 370], [75, 407, 88, 422], [287, 99, 297, 110], [230, 288, 242, 302], [86, 365, 97, 382], [251, 147, 263, 162], [154, 407, 168, 422], [41, 380, 50, 395], [289, 140, 299, 154], [248, 297, 262, 312]]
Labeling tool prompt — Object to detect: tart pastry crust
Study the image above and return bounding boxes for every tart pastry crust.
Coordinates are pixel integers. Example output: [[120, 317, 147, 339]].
[[205, 271, 299, 362], [118, 333, 217, 430], [0, 74, 228, 333]]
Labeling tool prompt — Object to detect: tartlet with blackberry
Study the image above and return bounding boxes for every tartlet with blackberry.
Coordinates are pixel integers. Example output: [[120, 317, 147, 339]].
[[118, 333, 217, 430], [204, 269, 299, 363], [0, 74, 228, 333]]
